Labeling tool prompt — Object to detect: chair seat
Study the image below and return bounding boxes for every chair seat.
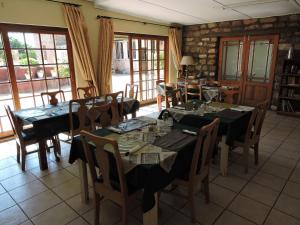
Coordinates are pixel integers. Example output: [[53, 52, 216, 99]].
[[22, 127, 38, 141]]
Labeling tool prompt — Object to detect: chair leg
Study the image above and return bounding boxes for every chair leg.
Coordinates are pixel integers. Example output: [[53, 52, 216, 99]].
[[51, 137, 60, 162], [21, 146, 26, 171], [243, 145, 250, 173], [55, 135, 61, 155], [254, 142, 259, 165], [121, 205, 128, 225], [203, 176, 210, 203], [188, 186, 196, 223], [16, 142, 20, 163], [94, 193, 101, 225]]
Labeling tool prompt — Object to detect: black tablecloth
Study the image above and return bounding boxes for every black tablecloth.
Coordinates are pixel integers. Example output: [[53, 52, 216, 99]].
[[14, 98, 139, 140], [159, 108, 251, 145], [69, 124, 197, 213]]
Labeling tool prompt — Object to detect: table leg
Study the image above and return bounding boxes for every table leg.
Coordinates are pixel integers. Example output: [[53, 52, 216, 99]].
[[132, 111, 137, 118], [157, 95, 162, 111], [78, 159, 89, 203], [38, 139, 48, 170], [220, 137, 229, 176], [143, 193, 158, 225]]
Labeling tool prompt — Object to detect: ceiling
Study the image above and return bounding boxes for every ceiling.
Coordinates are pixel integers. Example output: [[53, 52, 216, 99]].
[[92, 0, 300, 25]]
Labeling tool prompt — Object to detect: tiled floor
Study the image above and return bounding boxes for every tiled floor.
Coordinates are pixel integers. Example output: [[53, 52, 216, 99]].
[[0, 105, 300, 225]]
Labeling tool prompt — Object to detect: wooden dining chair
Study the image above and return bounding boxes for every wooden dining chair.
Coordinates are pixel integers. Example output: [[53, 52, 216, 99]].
[[231, 101, 268, 172], [169, 118, 220, 223], [41, 90, 65, 154], [41, 90, 65, 106], [68, 98, 94, 140], [4, 105, 59, 171], [124, 83, 138, 100], [80, 130, 141, 225], [87, 103, 112, 131], [77, 86, 97, 99], [105, 91, 124, 126], [167, 88, 183, 107], [186, 84, 202, 101]]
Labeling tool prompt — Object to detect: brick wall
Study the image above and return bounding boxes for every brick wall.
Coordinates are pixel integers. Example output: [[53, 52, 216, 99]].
[[182, 14, 300, 105]]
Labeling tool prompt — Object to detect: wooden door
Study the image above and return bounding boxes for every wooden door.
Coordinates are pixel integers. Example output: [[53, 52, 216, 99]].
[[242, 35, 279, 106], [218, 35, 278, 106]]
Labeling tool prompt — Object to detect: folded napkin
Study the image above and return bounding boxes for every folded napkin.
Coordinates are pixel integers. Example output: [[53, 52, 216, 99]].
[[182, 129, 197, 136], [107, 126, 123, 134]]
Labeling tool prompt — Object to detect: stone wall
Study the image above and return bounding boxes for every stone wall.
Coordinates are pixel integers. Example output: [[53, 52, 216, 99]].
[[182, 14, 300, 105]]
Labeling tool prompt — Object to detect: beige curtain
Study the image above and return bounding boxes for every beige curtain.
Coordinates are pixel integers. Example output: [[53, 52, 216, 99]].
[[63, 4, 98, 94], [96, 18, 114, 95], [169, 28, 182, 77]]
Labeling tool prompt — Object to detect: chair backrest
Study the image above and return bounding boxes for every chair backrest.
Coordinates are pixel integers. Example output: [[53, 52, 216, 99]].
[[255, 100, 269, 137], [69, 98, 93, 138], [166, 88, 182, 107], [87, 103, 112, 131], [243, 108, 259, 144], [105, 91, 124, 126], [80, 130, 128, 199], [125, 84, 138, 100], [186, 84, 202, 100], [41, 90, 65, 106], [189, 118, 220, 180], [77, 86, 97, 99], [4, 105, 23, 141]]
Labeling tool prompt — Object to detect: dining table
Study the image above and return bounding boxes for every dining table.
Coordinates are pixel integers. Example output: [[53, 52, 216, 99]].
[[14, 97, 140, 170], [160, 101, 254, 176], [69, 116, 199, 225]]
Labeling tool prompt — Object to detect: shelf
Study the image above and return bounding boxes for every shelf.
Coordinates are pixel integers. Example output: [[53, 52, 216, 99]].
[[280, 84, 300, 88], [279, 96, 300, 101], [281, 74, 300, 77], [277, 111, 300, 118]]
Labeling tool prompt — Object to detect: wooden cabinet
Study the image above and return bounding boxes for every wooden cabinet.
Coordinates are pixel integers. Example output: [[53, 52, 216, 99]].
[[277, 59, 300, 117]]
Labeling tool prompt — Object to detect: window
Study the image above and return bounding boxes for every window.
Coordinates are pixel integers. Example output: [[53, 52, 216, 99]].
[[0, 24, 75, 137]]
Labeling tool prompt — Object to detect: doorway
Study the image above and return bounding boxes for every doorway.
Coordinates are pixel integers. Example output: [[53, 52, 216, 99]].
[[218, 35, 279, 106]]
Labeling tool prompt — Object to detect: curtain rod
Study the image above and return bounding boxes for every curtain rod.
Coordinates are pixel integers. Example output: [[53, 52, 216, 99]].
[[96, 15, 180, 29], [46, 0, 81, 7]]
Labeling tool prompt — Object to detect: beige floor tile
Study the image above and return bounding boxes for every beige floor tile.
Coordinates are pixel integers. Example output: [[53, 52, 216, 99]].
[[269, 156, 298, 169], [261, 161, 293, 179], [52, 177, 81, 200], [0, 192, 16, 212], [264, 209, 300, 225], [284, 181, 300, 199], [290, 170, 300, 184], [0, 172, 36, 191], [30, 161, 62, 178], [0, 157, 17, 170], [40, 169, 74, 188], [19, 220, 34, 225], [65, 192, 94, 215], [214, 210, 256, 225], [273, 149, 300, 161], [19, 190, 61, 218], [252, 171, 286, 192], [208, 183, 236, 207], [159, 190, 188, 210], [31, 202, 77, 225], [229, 195, 271, 225], [65, 164, 80, 177], [82, 200, 122, 225], [241, 182, 280, 206], [9, 180, 48, 203], [115, 215, 142, 225], [67, 217, 90, 225], [227, 163, 257, 180], [275, 194, 300, 220], [0, 165, 23, 181], [0, 205, 28, 225], [180, 196, 223, 225], [212, 175, 247, 192], [164, 211, 201, 225], [0, 184, 5, 195]]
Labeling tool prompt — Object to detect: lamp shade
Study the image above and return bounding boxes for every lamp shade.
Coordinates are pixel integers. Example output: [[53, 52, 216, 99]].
[[180, 56, 194, 66]]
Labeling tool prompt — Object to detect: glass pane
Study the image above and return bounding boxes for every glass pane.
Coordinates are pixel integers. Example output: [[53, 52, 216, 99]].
[[159, 51, 164, 60], [160, 60, 164, 70], [60, 78, 71, 91], [32, 80, 47, 95], [25, 33, 40, 48], [27, 50, 43, 65], [20, 97, 35, 109], [58, 64, 70, 78], [160, 70, 164, 80], [43, 50, 56, 64], [141, 40, 146, 48], [56, 50, 68, 63], [0, 84, 12, 100], [1, 117, 12, 132], [0, 100, 14, 116], [8, 32, 25, 48], [0, 50, 6, 66], [159, 41, 164, 50], [54, 35, 67, 49], [0, 35, 3, 48], [222, 41, 243, 81], [44, 65, 57, 79], [132, 50, 139, 60], [11, 49, 28, 65], [31, 66, 45, 80], [0, 67, 10, 83], [247, 40, 273, 83], [15, 66, 30, 81], [47, 79, 59, 91], [17, 82, 33, 98], [34, 96, 43, 107], [41, 34, 54, 49], [64, 91, 72, 101]]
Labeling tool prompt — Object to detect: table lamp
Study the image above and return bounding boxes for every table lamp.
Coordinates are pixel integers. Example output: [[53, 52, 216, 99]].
[[180, 56, 194, 79]]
